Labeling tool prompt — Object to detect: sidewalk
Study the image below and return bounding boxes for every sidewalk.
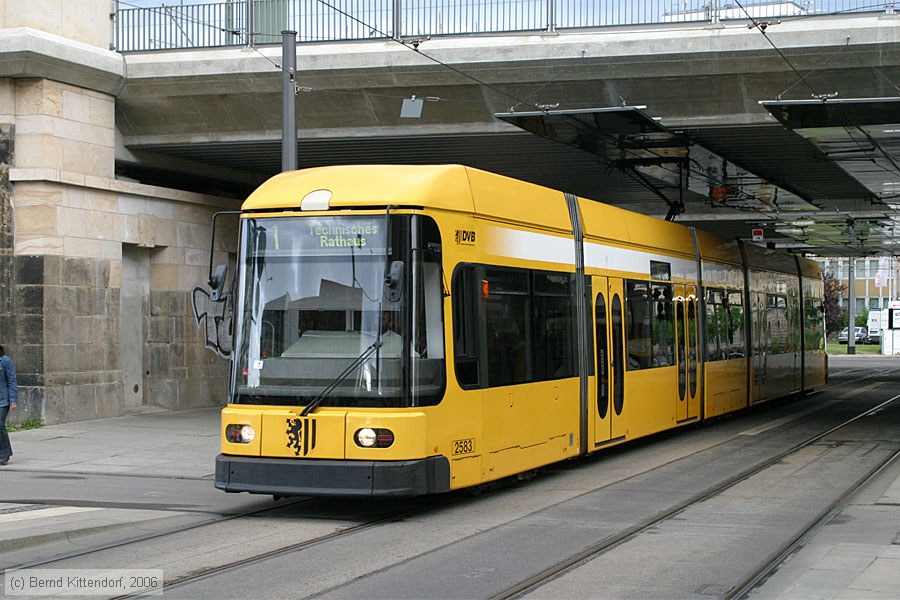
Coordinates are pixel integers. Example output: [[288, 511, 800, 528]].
[[0, 407, 223, 567], [2, 407, 221, 478]]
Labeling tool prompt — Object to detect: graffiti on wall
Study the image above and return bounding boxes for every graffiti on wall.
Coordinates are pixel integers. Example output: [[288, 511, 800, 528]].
[[192, 285, 234, 358]]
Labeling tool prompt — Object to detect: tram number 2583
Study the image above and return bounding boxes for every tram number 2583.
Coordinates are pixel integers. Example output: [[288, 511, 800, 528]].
[[452, 438, 475, 455]]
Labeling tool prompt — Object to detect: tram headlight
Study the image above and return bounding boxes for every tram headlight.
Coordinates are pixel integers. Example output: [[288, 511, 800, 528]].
[[226, 424, 255, 444], [356, 428, 377, 447], [354, 428, 394, 448]]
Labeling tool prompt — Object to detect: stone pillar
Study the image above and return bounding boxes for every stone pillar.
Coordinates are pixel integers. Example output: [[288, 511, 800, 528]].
[[0, 78, 119, 421], [0, 2, 237, 424]]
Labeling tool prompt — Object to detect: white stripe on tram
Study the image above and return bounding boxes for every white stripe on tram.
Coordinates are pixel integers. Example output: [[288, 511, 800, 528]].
[[483, 225, 699, 280]]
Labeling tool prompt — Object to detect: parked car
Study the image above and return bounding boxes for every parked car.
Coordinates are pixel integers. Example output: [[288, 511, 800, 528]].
[[838, 326, 867, 344]]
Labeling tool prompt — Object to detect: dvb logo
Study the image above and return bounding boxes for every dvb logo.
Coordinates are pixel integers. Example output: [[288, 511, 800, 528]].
[[455, 229, 476, 245]]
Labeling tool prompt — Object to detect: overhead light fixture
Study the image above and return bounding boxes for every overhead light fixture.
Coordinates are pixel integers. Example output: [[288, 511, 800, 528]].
[[401, 96, 424, 118], [400, 95, 440, 118]]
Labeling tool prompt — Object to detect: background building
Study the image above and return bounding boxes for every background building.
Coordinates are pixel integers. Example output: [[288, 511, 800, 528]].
[[819, 256, 898, 317]]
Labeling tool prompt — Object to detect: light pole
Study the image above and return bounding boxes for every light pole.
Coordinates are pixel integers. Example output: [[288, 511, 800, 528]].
[[282, 30, 297, 172], [848, 257, 856, 354]]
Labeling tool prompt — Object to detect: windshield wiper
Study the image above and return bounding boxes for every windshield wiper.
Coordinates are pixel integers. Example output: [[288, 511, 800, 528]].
[[299, 340, 383, 417], [301, 207, 395, 418]]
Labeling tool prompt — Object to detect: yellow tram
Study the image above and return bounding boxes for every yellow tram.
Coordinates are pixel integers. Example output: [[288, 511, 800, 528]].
[[213, 165, 826, 496]]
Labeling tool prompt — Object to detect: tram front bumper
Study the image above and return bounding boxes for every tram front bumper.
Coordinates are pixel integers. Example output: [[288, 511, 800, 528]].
[[215, 454, 451, 497]]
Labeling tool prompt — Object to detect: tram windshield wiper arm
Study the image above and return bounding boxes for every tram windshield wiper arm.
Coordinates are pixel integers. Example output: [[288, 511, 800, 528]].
[[301, 208, 395, 418], [299, 340, 383, 417]]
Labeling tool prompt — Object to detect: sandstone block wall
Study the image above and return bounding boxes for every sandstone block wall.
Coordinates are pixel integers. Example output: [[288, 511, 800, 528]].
[[0, 73, 240, 425]]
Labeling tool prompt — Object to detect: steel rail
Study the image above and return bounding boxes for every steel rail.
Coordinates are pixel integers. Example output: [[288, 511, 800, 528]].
[[727, 446, 900, 599], [9, 364, 892, 593], [50, 368, 890, 594], [117, 373, 898, 599], [9, 496, 316, 572], [109, 493, 465, 599], [490, 392, 900, 600]]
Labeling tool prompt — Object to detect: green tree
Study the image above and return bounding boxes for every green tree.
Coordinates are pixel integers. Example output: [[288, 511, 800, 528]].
[[822, 271, 844, 334]]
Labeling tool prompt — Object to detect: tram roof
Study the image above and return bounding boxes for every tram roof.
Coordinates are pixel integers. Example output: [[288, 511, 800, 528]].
[[242, 163, 836, 276], [242, 164, 725, 251], [242, 164, 476, 212]]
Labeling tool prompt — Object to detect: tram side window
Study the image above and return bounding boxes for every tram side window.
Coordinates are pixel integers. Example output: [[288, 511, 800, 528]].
[[787, 292, 801, 353], [532, 272, 577, 380], [767, 294, 788, 354], [803, 295, 825, 350], [706, 289, 725, 361], [652, 283, 674, 367], [452, 266, 481, 388], [706, 289, 744, 361], [625, 281, 673, 370], [625, 281, 651, 370], [451, 264, 578, 389], [727, 291, 745, 358], [484, 268, 530, 386]]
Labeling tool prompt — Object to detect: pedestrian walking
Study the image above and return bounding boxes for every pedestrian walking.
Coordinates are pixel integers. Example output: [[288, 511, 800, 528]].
[[0, 344, 18, 465]]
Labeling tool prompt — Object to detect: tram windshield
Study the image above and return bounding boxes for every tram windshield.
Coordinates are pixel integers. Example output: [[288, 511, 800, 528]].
[[231, 214, 445, 408]]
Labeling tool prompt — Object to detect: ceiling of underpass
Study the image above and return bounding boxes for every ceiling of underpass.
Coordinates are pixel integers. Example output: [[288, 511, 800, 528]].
[[115, 14, 900, 258], [495, 101, 900, 257]]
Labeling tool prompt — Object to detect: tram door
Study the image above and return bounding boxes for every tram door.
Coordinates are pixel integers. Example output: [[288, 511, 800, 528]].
[[592, 276, 626, 446], [674, 285, 700, 423]]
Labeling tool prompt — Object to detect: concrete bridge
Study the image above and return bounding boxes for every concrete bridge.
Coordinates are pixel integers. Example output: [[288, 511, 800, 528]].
[[113, 6, 900, 246], [1, 1, 899, 423], [115, 10, 900, 197]]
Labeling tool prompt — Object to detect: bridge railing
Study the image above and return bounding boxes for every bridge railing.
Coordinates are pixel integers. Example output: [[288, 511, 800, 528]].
[[114, 1, 896, 52]]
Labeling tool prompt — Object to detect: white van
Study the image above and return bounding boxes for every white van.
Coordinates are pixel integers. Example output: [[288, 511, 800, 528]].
[[867, 309, 884, 344]]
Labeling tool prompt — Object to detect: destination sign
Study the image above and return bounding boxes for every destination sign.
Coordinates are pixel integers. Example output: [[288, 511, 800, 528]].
[[249, 216, 386, 256], [308, 223, 380, 248]]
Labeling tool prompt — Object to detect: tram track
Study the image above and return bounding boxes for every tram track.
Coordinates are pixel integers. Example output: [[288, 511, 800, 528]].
[[144, 394, 827, 597], [489, 393, 900, 600], [728, 447, 900, 599], [108, 493, 467, 600], [6, 480, 470, 597], [819, 363, 900, 392], [9, 495, 317, 572], [120, 382, 898, 599], [5, 485, 470, 598], [11, 364, 896, 599]]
